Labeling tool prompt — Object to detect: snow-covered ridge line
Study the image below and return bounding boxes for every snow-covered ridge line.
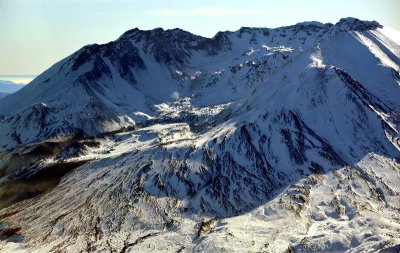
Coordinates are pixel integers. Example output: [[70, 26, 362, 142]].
[[120, 17, 381, 40], [0, 18, 391, 150], [0, 17, 399, 252]]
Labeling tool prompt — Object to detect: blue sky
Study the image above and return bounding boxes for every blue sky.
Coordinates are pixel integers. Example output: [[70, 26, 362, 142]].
[[1, 0, 399, 77]]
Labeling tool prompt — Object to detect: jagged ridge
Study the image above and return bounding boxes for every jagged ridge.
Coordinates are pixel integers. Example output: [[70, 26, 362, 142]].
[[0, 17, 399, 253]]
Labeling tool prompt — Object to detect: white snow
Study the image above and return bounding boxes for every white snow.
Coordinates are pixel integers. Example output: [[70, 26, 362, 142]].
[[0, 19, 399, 253]]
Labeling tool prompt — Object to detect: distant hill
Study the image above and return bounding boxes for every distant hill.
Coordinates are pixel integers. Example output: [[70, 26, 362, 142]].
[[0, 80, 24, 94]]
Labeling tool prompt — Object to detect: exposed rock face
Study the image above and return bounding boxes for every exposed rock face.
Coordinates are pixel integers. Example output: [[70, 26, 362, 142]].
[[332, 17, 382, 33], [0, 18, 399, 252]]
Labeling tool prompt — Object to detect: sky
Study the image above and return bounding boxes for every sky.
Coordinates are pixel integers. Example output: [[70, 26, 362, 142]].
[[0, 0, 399, 80]]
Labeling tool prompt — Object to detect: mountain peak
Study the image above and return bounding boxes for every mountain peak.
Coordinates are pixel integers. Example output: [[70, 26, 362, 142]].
[[294, 21, 331, 28], [119, 26, 204, 42], [118, 18, 383, 46], [333, 17, 382, 33]]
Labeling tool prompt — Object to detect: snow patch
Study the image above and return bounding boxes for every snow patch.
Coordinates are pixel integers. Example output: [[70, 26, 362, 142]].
[[170, 91, 180, 100]]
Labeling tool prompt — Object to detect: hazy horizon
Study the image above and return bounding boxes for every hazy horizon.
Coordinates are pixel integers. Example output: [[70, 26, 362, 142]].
[[0, 75, 37, 84]]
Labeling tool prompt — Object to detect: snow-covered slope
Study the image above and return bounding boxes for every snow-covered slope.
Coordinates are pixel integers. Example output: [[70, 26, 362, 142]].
[[0, 18, 399, 253], [0, 93, 8, 100]]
